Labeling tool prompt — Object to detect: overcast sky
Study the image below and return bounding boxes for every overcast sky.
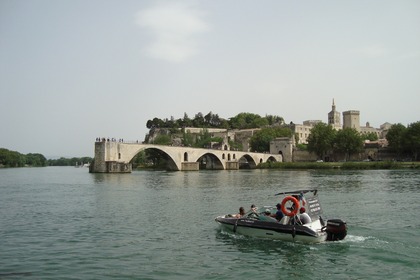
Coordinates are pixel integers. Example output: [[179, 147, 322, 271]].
[[1, 0, 419, 158]]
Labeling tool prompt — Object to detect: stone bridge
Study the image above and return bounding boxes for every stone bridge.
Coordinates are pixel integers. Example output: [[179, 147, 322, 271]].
[[90, 140, 283, 173]]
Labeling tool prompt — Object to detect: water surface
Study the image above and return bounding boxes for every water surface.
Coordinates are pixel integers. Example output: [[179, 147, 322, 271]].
[[1, 167, 419, 279]]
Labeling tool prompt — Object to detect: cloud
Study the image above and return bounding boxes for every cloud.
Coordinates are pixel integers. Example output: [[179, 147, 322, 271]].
[[353, 44, 390, 58], [135, 2, 210, 62], [397, 50, 420, 61]]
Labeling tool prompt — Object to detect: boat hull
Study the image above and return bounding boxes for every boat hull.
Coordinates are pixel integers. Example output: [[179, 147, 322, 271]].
[[215, 216, 327, 243]]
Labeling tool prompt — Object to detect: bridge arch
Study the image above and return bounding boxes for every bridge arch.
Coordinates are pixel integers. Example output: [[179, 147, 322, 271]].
[[238, 154, 257, 169], [266, 156, 278, 162], [90, 141, 284, 173], [130, 147, 180, 171], [196, 152, 224, 170]]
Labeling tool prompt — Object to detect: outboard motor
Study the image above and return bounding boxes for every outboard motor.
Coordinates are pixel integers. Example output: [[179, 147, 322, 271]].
[[325, 219, 347, 241]]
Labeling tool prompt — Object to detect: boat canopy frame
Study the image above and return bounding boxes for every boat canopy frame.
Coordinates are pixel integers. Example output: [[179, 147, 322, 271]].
[[274, 189, 318, 196]]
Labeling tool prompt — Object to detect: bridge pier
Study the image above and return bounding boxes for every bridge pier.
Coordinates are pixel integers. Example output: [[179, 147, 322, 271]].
[[225, 161, 239, 170], [90, 141, 132, 173], [181, 162, 199, 171]]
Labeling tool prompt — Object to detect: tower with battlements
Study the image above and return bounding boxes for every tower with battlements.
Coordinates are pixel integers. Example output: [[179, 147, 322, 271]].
[[343, 110, 360, 131]]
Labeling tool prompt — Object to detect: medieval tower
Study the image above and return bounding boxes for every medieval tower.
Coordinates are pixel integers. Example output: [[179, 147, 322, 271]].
[[328, 99, 341, 130], [343, 110, 361, 131]]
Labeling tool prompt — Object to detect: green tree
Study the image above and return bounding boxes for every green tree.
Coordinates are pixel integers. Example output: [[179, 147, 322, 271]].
[[182, 112, 192, 127], [265, 115, 284, 126], [182, 130, 194, 147], [334, 128, 363, 161], [26, 153, 47, 166], [361, 132, 378, 141], [153, 134, 172, 145], [249, 127, 292, 152], [229, 113, 265, 129], [193, 112, 205, 127], [131, 151, 147, 168], [193, 129, 223, 148], [0, 148, 26, 167], [307, 123, 336, 160], [386, 123, 407, 159], [229, 140, 243, 151], [405, 121, 420, 160]]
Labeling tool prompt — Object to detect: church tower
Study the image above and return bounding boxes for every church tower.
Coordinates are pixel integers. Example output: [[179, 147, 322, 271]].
[[328, 99, 341, 130]]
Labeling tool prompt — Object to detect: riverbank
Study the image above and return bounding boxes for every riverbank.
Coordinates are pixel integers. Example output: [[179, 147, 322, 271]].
[[258, 161, 420, 170]]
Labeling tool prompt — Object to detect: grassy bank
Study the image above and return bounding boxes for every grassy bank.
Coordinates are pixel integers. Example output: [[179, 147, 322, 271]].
[[258, 161, 420, 170]]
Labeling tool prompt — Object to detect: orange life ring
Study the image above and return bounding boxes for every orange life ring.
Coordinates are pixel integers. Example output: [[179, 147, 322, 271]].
[[281, 196, 300, 217]]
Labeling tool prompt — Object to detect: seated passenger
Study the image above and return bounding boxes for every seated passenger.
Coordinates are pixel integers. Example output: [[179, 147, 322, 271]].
[[250, 204, 257, 212], [235, 207, 245, 218], [297, 207, 312, 224], [274, 203, 284, 221], [259, 209, 278, 222]]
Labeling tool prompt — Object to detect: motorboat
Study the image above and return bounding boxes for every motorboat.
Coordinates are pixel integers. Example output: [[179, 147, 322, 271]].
[[215, 189, 347, 243]]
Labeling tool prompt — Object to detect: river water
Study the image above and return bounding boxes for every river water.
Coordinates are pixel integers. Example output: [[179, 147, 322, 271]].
[[0, 167, 419, 279]]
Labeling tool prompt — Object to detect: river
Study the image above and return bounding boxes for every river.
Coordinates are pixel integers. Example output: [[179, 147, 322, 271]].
[[0, 167, 419, 279]]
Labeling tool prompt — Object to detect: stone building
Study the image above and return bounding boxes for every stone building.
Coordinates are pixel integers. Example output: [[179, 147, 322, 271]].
[[270, 137, 294, 162], [292, 120, 322, 144], [328, 99, 341, 130], [343, 110, 360, 130], [360, 122, 380, 138]]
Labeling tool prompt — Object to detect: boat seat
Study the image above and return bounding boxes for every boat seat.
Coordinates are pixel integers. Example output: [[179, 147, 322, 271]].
[[279, 216, 289, 225]]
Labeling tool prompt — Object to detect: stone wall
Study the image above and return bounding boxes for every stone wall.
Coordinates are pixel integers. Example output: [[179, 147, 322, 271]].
[[292, 150, 318, 162]]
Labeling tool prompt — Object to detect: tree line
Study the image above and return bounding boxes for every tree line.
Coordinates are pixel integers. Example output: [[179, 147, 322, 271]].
[[0, 148, 47, 167], [47, 157, 93, 166], [0, 148, 93, 167], [146, 112, 285, 131], [386, 122, 420, 160]]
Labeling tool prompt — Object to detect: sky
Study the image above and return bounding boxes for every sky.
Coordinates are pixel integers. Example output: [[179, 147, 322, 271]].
[[1, 0, 419, 158]]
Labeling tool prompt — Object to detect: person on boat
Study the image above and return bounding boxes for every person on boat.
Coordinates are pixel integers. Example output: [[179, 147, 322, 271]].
[[297, 207, 312, 224], [235, 207, 245, 218], [274, 203, 284, 221], [298, 192, 307, 207], [250, 204, 257, 212], [259, 209, 278, 222]]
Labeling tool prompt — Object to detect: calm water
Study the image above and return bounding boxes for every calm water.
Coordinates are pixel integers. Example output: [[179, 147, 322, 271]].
[[1, 167, 419, 279]]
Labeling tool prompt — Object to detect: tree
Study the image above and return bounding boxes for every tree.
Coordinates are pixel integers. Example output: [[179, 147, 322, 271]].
[[249, 127, 292, 152], [307, 123, 336, 160], [26, 153, 47, 167], [153, 134, 172, 145], [405, 121, 420, 160], [182, 130, 194, 147], [386, 123, 407, 159], [131, 151, 147, 168], [361, 132, 378, 141], [204, 111, 213, 125], [265, 115, 284, 126], [229, 113, 264, 129], [193, 129, 221, 148], [182, 112, 192, 127], [334, 128, 363, 161], [193, 112, 204, 127], [0, 148, 26, 167]]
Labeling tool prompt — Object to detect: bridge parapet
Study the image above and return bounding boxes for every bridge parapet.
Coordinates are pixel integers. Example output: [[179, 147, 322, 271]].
[[89, 141, 282, 173]]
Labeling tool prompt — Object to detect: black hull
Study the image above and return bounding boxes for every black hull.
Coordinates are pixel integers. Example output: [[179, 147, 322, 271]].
[[216, 216, 321, 240], [215, 216, 347, 243]]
